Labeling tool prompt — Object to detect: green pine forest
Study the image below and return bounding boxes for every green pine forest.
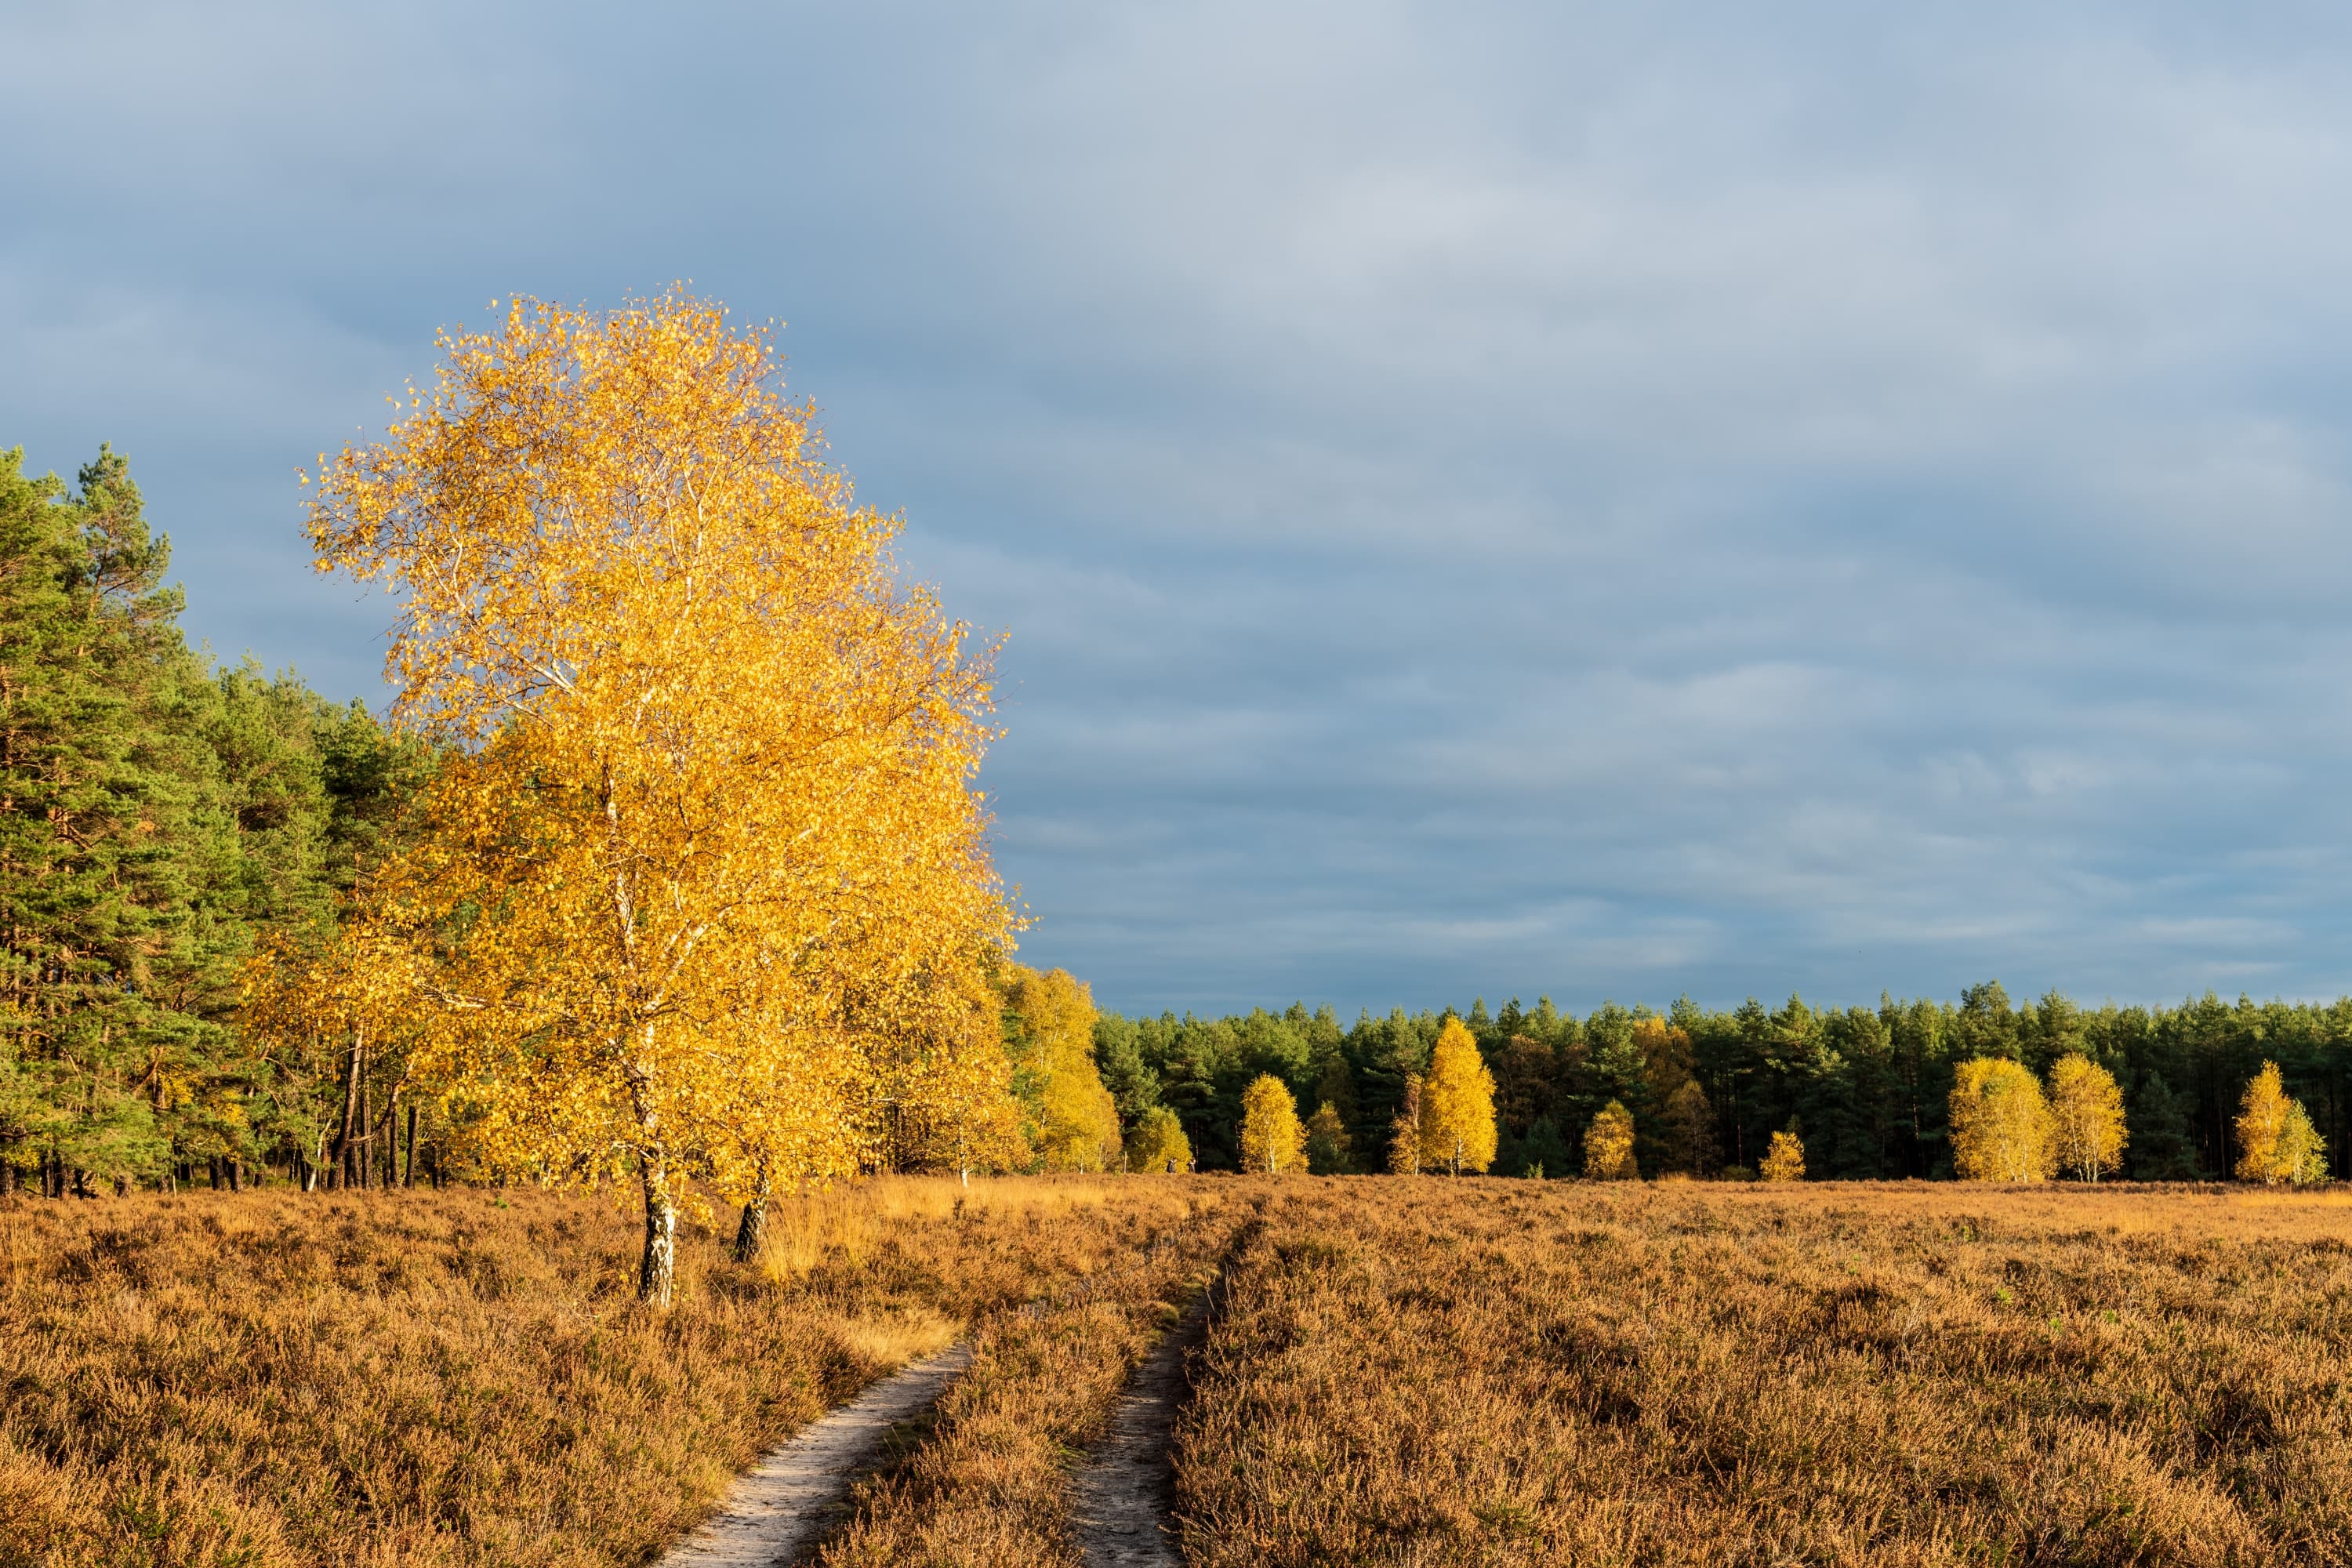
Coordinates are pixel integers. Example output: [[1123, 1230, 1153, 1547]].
[[3, 443, 2346, 1194], [1095, 983, 2347, 1181]]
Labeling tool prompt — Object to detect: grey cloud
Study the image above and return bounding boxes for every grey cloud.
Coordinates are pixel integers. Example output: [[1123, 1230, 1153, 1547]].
[[8, 2, 2352, 1014]]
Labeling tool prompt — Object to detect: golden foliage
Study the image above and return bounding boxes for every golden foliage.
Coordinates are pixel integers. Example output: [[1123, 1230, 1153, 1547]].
[[1126, 1107, 1192, 1174], [1239, 1075, 1305, 1174], [1583, 1100, 1638, 1181], [1387, 1073, 1423, 1176], [1002, 964, 1120, 1173], [1420, 1018, 1498, 1176], [2237, 1062, 2328, 1185], [303, 292, 1013, 1301], [2046, 1054, 2128, 1182], [1759, 1128, 1806, 1181], [1949, 1057, 2055, 1182]]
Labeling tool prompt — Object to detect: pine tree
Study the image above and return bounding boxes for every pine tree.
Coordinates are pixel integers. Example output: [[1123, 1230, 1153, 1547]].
[[1662, 1079, 1719, 1176], [2129, 1071, 2198, 1179], [0, 447, 216, 1192], [1304, 1100, 1351, 1173], [1519, 1115, 1571, 1179]]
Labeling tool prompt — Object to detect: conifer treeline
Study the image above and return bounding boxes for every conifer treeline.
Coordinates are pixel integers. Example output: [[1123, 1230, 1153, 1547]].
[[0, 447, 430, 1195], [1094, 982, 2352, 1179]]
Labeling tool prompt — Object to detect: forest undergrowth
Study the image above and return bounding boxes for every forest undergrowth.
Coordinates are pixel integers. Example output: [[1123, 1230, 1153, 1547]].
[[0, 1176, 1227, 1568], [1177, 1179, 2352, 1566]]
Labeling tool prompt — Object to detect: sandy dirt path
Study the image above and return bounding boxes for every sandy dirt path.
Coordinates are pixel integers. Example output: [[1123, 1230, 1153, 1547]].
[[659, 1342, 971, 1567], [1069, 1289, 1211, 1568]]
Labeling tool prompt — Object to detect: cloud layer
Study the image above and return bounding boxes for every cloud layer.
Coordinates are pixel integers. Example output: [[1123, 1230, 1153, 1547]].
[[8, 2, 2352, 1014]]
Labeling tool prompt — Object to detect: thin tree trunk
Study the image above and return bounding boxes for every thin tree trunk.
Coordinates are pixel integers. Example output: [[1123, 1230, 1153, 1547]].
[[404, 1103, 418, 1188], [641, 1156, 678, 1307], [733, 1159, 772, 1265], [333, 1027, 365, 1190], [0, 1161, 13, 1198], [360, 1073, 375, 1191], [227, 1159, 243, 1192]]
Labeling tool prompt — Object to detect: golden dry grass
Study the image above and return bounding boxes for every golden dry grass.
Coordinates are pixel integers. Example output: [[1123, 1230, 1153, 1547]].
[[1176, 1178, 2352, 1567], [813, 1187, 1253, 1566], [0, 1176, 1219, 1568]]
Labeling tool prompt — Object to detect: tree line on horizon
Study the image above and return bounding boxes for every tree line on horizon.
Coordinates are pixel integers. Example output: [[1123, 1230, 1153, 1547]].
[[1090, 982, 2352, 1181]]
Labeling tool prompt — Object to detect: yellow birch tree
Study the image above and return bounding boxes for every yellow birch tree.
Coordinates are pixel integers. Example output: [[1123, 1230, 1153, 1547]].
[[1759, 1128, 1806, 1181], [1004, 964, 1120, 1172], [1126, 1107, 1192, 1174], [1419, 1018, 1497, 1175], [2237, 1062, 2328, 1185], [1950, 1058, 2055, 1181], [1239, 1074, 1305, 1174], [1584, 1101, 1638, 1180], [2045, 1054, 2127, 1182], [306, 292, 1008, 1305]]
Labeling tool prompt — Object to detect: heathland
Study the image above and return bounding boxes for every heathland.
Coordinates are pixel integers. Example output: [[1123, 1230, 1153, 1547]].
[[10, 1175, 2352, 1566]]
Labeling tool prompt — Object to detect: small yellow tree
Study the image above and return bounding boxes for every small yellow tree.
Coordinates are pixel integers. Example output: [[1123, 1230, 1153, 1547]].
[[1584, 1100, 1638, 1180], [1949, 1058, 2054, 1181], [1759, 1128, 1806, 1181], [2277, 1102, 2328, 1186], [2238, 1062, 2328, 1185], [1420, 1018, 1497, 1176], [1239, 1075, 1305, 1174], [1125, 1107, 1192, 1173], [1387, 1073, 1423, 1175], [2045, 1054, 2127, 1182]]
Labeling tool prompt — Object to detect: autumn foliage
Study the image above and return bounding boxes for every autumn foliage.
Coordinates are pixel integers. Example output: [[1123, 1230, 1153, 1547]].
[[1948, 1058, 2055, 1181], [1239, 1075, 1305, 1174], [2237, 1061, 2328, 1185], [299, 293, 1012, 1301], [1759, 1128, 1806, 1181]]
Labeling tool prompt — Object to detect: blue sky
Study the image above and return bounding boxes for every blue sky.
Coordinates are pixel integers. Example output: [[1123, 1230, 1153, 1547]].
[[8, 3, 2352, 1016]]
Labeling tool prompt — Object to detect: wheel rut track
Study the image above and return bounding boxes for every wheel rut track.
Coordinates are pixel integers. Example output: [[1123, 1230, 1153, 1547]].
[[1069, 1284, 1211, 1566], [1072, 1210, 1259, 1568], [658, 1342, 970, 1567]]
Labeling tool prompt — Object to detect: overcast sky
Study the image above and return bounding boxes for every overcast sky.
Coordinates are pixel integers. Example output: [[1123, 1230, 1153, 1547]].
[[8, 3, 2352, 1017]]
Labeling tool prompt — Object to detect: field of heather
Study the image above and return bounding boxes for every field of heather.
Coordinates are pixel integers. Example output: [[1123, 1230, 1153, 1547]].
[[9, 1178, 2352, 1566], [1179, 1179, 2352, 1566], [0, 1178, 1236, 1568]]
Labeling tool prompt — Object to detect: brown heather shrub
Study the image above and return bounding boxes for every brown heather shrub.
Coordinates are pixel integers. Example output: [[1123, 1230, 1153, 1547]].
[[814, 1187, 1261, 1566], [1174, 1178, 2352, 1567], [0, 1176, 1219, 1568]]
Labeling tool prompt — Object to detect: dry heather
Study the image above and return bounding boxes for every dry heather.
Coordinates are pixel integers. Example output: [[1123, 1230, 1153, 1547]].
[[1177, 1178, 2352, 1567], [0, 1175, 1222, 1568], [814, 1192, 1258, 1566]]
